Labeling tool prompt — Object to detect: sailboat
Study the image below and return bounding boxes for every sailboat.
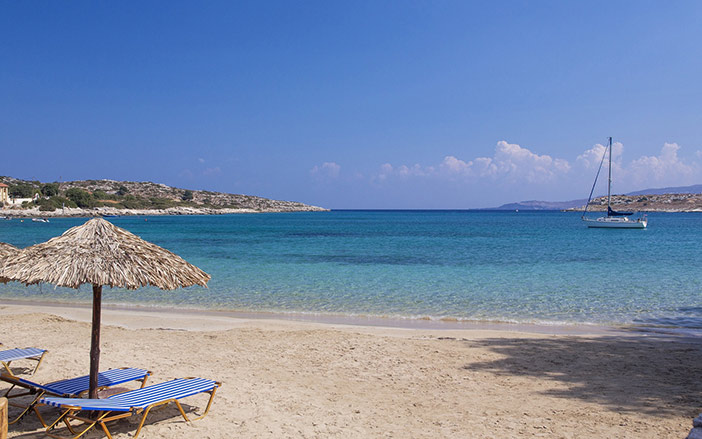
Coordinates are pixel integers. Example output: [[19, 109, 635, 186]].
[[581, 137, 647, 229]]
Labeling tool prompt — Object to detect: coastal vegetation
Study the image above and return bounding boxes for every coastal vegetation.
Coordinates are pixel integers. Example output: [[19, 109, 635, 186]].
[[572, 192, 702, 212], [0, 176, 325, 214]]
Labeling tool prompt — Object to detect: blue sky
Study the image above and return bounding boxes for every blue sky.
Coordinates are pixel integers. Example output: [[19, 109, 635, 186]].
[[2, 1, 701, 208]]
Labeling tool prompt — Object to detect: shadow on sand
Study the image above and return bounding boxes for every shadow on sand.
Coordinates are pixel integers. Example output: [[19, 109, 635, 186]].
[[4, 400, 203, 438], [463, 332, 702, 417]]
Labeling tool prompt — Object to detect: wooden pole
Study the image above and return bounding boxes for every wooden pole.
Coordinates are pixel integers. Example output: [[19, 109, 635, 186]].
[[0, 397, 7, 439], [89, 284, 102, 399]]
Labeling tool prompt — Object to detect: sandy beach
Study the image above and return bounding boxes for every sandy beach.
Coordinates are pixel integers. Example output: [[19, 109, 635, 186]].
[[1, 303, 701, 439]]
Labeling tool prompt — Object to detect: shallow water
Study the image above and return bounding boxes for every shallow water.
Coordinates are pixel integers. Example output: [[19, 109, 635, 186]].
[[1, 211, 700, 330]]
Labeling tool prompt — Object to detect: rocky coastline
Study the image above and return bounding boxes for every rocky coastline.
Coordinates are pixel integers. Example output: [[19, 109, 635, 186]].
[[0, 177, 328, 217], [0, 204, 328, 218], [565, 192, 702, 213]]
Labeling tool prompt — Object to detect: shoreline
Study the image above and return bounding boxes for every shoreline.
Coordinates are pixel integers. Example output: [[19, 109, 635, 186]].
[[4, 207, 702, 218], [0, 298, 667, 337], [0, 205, 329, 218]]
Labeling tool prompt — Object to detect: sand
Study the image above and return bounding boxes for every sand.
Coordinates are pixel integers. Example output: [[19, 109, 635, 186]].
[[1, 303, 701, 438]]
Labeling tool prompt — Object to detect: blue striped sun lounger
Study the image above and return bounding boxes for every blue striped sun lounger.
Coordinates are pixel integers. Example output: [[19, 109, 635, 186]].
[[0, 347, 47, 375], [0, 367, 150, 426], [41, 377, 221, 439]]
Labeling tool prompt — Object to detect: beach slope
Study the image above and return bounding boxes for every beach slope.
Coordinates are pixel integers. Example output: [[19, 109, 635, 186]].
[[1, 305, 700, 438]]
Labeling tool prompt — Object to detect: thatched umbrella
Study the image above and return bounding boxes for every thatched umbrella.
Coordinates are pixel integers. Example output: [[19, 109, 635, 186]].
[[0, 218, 210, 398], [0, 242, 19, 283], [0, 243, 18, 257]]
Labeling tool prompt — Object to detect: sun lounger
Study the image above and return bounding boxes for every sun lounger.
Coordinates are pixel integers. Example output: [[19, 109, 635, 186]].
[[0, 347, 47, 375], [40, 377, 220, 439], [0, 367, 150, 425]]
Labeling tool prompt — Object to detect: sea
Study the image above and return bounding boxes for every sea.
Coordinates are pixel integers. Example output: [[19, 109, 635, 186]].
[[1, 211, 701, 332]]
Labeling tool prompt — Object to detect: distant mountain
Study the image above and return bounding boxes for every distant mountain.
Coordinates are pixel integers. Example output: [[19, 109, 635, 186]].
[[625, 184, 702, 196], [493, 199, 587, 210], [493, 183, 702, 211]]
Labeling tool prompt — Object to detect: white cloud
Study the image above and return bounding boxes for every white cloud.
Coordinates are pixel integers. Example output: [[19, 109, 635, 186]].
[[577, 144, 602, 169], [376, 162, 434, 182], [397, 164, 432, 177], [376, 163, 393, 181], [380, 141, 569, 183], [198, 158, 205, 164], [628, 142, 694, 184], [311, 162, 341, 179], [576, 141, 624, 175], [369, 140, 701, 194], [485, 140, 570, 182], [203, 167, 221, 176], [440, 156, 471, 174]]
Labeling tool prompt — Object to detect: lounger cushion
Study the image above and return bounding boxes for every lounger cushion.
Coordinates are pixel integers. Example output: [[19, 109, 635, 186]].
[[21, 368, 149, 396], [41, 378, 218, 412], [0, 347, 45, 363]]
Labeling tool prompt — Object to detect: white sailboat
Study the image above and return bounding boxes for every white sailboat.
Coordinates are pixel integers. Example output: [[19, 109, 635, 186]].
[[582, 137, 647, 229]]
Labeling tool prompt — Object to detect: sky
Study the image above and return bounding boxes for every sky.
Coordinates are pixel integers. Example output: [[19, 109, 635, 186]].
[[2, 1, 702, 209]]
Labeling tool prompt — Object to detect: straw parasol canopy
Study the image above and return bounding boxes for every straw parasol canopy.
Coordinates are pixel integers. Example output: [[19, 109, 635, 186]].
[[0, 242, 19, 284], [0, 242, 18, 258], [0, 218, 210, 397]]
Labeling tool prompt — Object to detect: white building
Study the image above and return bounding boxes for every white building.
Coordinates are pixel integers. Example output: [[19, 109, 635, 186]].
[[0, 183, 8, 206]]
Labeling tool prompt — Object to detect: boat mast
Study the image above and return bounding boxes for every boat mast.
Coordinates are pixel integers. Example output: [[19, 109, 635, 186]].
[[607, 136, 612, 216]]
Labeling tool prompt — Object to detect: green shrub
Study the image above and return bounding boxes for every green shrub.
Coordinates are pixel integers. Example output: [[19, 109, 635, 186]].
[[65, 188, 94, 208], [41, 183, 60, 197], [92, 190, 109, 200], [38, 199, 56, 211], [119, 195, 150, 209], [36, 196, 76, 210], [52, 196, 77, 209], [149, 197, 176, 209], [10, 183, 36, 198]]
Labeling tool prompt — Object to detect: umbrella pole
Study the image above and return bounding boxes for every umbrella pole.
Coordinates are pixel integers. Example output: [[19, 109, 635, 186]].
[[89, 284, 102, 399]]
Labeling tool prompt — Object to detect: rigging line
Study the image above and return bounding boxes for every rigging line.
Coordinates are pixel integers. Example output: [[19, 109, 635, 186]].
[[582, 140, 609, 219]]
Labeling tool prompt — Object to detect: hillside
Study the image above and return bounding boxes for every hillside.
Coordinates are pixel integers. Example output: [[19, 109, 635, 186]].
[[625, 184, 702, 196], [494, 183, 702, 212], [0, 177, 327, 215], [574, 192, 702, 212], [494, 199, 587, 211]]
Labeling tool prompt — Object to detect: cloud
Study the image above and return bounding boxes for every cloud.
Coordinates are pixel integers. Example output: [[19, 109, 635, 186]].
[[576, 141, 624, 179], [311, 162, 341, 179], [397, 164, 432, 177], [376, 163, 393, 181], [440, 156, 470, 174], [203, 167, 221, 176], [198, 158, 205, 163], [368, 140, 701, 198], [376, 162, 434, 182], [484, 141, 570, 181], [378, 141, 570, 183], [628, 142, 694, 184]]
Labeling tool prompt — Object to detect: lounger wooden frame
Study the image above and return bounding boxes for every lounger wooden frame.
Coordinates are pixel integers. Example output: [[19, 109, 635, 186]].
[[43, 378, 220, 439], [0, 348, 47, 376], [0, 368, 150, 426]]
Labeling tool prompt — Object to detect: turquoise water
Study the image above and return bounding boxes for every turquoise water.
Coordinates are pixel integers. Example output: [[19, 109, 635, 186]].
[[1, 211, 701, 329]]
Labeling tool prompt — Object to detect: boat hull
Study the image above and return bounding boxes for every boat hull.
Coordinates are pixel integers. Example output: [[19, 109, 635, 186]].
[[583, 218, 647, 229]]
